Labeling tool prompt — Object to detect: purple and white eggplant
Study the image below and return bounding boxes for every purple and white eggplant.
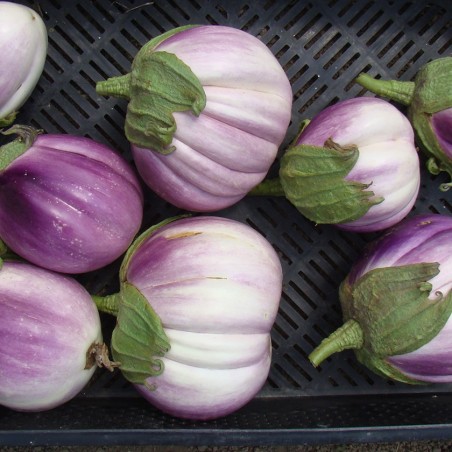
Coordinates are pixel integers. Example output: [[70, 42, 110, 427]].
[[0, 260, 115, 412], [0, 126, 143, 273], [0, 2, 47, 126], [96, 25, 292, 212], [93, 216, 283, 420], [251, 97, 420, 232], [356, 57, 452, 191], [309, 214, 452, 384]]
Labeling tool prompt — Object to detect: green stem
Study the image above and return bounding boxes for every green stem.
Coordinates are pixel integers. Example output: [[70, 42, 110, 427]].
[[0, 125, 42, 171], [0, 112, 17, 127], [309, 319, 364, 367], [355, 73, 415, 106], [92, 292, 122, 316], [96, 73, 132, 99], [248, 178, 286, 197], [440, 181, 452, 192]]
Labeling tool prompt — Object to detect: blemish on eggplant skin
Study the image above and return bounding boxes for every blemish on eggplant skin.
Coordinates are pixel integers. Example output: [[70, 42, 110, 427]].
[[419, 220, 433, 226], [166, 231, 202, 240]]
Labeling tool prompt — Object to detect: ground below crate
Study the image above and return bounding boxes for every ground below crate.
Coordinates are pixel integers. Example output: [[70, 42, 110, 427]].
[[2, 443, 452, 451]]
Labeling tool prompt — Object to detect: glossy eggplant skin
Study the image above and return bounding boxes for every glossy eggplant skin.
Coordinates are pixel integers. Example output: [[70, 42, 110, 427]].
[[97, 25, 293, 212], [309, 214, 452, 384], [0, 261, 102, 411], [0, 2, 47, 125], [0, 134, 143, 273], [350, 214, 452, 383], [120, 216, 283, 420], [286, 97, 420, 232]]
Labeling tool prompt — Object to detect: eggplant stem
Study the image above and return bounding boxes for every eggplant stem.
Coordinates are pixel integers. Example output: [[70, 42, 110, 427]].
[[440, 181, 451, 192], [92, 292, 121, 316], [85, 342, 120, 371], [309, 319, 364, 367], [248, 178, 286, 197], [355, 73, 415, 106], [96, 73, 132, 99]]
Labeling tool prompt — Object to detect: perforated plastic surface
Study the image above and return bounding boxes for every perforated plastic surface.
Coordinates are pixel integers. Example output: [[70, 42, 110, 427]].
[[0, 0, 451, 446]]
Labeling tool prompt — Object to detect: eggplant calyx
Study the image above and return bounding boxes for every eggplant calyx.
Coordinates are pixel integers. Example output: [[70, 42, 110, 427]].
[[279, 140, 383, 224], [95, 25, 205, 155], [248, 178, 286, 197], [309, 319, 364, 367], [0, 124, 42, 170], [111, 283, 170, 386], [85, 342, 120, 371]]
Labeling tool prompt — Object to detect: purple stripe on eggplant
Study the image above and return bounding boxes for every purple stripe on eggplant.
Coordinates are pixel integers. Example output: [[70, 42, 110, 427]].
[[0, 261, 102, 412], [0, 133, 143, 273]]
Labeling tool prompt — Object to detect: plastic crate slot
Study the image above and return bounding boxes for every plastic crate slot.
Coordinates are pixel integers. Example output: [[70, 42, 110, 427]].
[[273, 361, 303, 388], [428, 22, 451, 46], [241, 14, 260, 32], [100, 46, 129, 74], [284, 352, 313, 383], [274, 0, 302, 23], [88, 60, 110, 82], [313, 31, 342, 59], [292, 221, 316, 244], [336, 367, 358, 386], [139, 9, 166, 34], [308, 259, 337, 287], [298, 83, 328, 114], [332, 52, 360, 80], [282, 291, 309, 321], [48, 34, 73, 64], [272, 320, 289, 342], [356, 9, 384, 38], [276, 304, 299, 332], [129, 18, 153, 42], [345, 357, 376, 386], [282, 232, 304, 255], [288, 279, 318, 310], [119, 29, 143, 52], [69, 80, 100, 110], [323, 42, 351, 70], [76, 3, 105, 34], [59, 89, 90, 119], [396, 49, 425, 78]]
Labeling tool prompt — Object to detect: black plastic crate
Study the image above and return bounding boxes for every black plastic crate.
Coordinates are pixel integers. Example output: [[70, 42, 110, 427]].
[[0, 0, 451, 446]]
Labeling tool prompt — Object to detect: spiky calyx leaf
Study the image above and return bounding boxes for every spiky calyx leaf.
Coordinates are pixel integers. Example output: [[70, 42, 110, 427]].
[[309, 262, 452, 384], [356, 58, 452, 190], [111, 283, 170, 386], [279, 140, 383, 224], [96, 25, 206, 154]]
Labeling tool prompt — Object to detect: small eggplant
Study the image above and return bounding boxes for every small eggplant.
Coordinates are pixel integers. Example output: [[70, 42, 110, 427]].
[[0, 2, 47, 126], [0, 126, 143, 273], [96, 25, 292, 212], [0, 260, 116, 411], [93, 215, 283, 420], [309, 214, 452, 384], [251, 97, 420, 233], [356, 57, 452, 191]]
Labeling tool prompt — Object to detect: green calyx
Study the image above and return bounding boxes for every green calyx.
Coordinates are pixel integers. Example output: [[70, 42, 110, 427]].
[[111, 283, 170, 386], [93, 284, 170, 387], [356, 57, 452, 190], [308, 262, 452, 384], [278, 139, 383, 224], [92, 216, 189, 386], [96, 25, 206, 154], [0, 125, 42, 171], [0, 111, 18, 128]]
